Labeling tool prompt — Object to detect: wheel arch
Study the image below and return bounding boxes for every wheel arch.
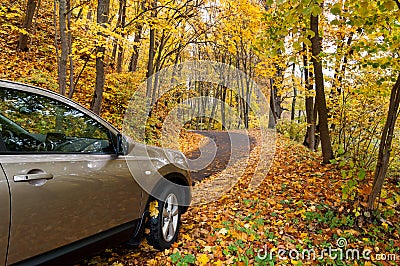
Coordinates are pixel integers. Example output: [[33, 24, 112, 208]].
[[144, 169, 191, 214]]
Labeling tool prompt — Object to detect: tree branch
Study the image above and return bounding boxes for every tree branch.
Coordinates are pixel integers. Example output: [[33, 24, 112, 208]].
[[67, 0, 91, 15]]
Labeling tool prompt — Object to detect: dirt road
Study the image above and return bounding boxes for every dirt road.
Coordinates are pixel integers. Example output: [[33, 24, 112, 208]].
[[186, 130, 256, 182]]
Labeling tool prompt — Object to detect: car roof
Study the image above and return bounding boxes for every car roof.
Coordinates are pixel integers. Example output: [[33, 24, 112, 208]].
[[0, 79, 63, 98]]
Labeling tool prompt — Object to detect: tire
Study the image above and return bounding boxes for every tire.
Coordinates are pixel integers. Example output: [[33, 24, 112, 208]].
[[146, 185, 182, 250]]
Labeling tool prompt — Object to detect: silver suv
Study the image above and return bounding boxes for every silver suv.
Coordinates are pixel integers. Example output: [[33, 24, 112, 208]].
[[0, 80, 191, 265]]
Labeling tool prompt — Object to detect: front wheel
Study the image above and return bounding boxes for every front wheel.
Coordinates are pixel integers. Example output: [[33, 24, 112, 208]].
[[146, 186, 182, 250]]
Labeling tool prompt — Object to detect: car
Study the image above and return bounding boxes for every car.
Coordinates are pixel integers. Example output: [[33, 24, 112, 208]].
[[0, 79, 191, 265]]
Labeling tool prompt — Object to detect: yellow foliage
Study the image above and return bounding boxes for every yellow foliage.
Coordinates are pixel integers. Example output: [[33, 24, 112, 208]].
[[196, 253, 209, 266], [149, 200, 159, 218]]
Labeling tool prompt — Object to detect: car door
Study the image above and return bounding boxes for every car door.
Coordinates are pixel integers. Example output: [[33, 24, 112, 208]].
[[0, 167, 10, 265], [0, 85, 143, 264]]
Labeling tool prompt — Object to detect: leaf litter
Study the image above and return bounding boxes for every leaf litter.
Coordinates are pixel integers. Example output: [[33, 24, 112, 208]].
[[79, 130, 400, 265]]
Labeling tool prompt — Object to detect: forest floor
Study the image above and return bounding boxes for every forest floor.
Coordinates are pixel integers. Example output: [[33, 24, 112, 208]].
[[80, 131, 400, 266]]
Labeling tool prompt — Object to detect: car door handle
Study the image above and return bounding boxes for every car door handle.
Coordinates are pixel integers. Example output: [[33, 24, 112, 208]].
[[14, 173, 54, 182]]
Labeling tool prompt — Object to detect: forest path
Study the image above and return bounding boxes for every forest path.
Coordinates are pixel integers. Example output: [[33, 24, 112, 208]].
[[186, 130, 256, 183]]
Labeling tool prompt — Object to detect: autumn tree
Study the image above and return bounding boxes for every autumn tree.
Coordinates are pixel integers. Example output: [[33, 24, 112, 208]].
[[362, 0, 400, 210], [257, 0, 336, 160], [197, 0, 264, 129]]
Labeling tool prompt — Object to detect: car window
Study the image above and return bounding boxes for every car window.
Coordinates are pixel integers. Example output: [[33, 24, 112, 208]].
[[0, 87, 113, 153]]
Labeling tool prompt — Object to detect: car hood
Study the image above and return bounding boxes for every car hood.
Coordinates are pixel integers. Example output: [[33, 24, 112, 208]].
[[122, 135, 190, 184]]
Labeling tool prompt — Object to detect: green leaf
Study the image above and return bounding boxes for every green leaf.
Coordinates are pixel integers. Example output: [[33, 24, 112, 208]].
[[359, 7, 369, 17], [293, 41, 302, 51], [383, 0, 396, 10], [305, 29, 315, 38], [330, 19, 340, 25], [337, 146, 345, 155], [342, 186, 349, 199], [385, 198, 395, 205], [357, 169, 366, 181], [269, 49, 278, 57], [302, 6, 312, 16], [330, 3, 341, 15], [182, 254, 195, 263], [303, 38, 312, 46], [311, 4, 322, 16], [170, 252, 182, 263]]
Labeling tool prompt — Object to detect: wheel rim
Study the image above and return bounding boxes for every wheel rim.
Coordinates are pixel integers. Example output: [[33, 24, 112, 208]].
[[162, 193, 179, 242]]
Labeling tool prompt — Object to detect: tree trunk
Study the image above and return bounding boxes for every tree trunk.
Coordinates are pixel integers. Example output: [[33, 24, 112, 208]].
[[116, 0, 126, 73], [17, 0, 37, 51], [268, 79, 277, 129], [208, 85, 220, 130], [268, 77, 284, 129], [111, 0, 126, 72], [368, 73, 400, 210], [146, 30, 155, 98], [290, 90, 297, 121], [28, 0, 41, 49], [67, 0, 74, 97], [58, 0, 68, 96], [310, 13, 334, 163], [221, 87, 227, 129], [303, 44, 316, 150], [116, 44, 123, 73], [152, 29, 167, 106], [129, 26, 142, 72], [228, 89, 233, 129], [129, 1, 145, 72], [291, 63, 296, 121], [244, 62, 253, 129], [146, 0, 157, 100], [53, 0, 60, 83], [91, 0, 110, 114], [111, 41, 117, 69]]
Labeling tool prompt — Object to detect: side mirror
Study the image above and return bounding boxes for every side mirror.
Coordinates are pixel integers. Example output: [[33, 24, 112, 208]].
[[116, 133, 125, 155], [116, 133, 135, 155]]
